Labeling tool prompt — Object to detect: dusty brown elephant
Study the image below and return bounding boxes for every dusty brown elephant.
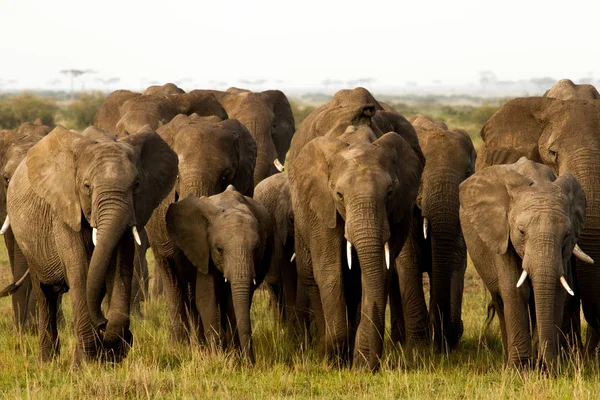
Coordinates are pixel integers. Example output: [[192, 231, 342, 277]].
[[543, 79, 600, 100], [460, 157, 589, 370], [0, 122, 51, 331], [390, 115, 476, 354], [143, 82, 185, 96], [165, 186, 273, 362], [4, 125, 177, 365], [477, 81, 600, 356], [145, 114, 257, 342]]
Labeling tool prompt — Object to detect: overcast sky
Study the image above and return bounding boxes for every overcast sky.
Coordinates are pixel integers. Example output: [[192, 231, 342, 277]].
[[1, 0, 598, 92]]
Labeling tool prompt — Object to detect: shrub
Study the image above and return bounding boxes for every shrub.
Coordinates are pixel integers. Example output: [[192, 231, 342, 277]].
[[0, 93, 58, 129], [59, 91, 106, 130]]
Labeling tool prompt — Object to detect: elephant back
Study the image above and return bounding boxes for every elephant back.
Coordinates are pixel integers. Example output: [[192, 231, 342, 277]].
[[93, 90, 141, 132]]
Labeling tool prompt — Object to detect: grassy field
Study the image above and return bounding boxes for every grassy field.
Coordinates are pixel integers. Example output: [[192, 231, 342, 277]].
[[0, 247, 598, 399]]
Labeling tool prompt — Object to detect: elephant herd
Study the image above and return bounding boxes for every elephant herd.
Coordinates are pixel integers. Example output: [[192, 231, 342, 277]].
[[1, 79, 600, 373]]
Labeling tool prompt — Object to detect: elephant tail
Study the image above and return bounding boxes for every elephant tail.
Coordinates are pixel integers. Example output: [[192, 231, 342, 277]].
[[0, 269, 30, 298], [484, 300, 496, 329]]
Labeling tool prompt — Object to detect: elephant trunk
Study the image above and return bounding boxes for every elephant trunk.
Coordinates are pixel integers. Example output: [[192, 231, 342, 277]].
[[245, 118, 278, 185], [86, 193, 133, 329], [178, 176, 212, 198], [422, 170, 465, 350], [230, 277, 254, 362], [346, 200, 387, 370]]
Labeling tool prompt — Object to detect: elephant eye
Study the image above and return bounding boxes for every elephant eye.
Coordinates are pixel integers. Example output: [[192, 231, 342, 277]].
[[387, 185, 393, 197], [216, 246, 223, 254], [83, 181, 91, 193], [133, 180, 141, 192], [549, 149, 558, 162], [518, 226, 525, 236], [336, 191, 343, 201]]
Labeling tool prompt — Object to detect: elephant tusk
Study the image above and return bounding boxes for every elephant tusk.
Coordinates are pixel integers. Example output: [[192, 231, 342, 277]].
[[347, 240, 353, 270], [253, 279, 257, 285], [224, 278, 227, 283], [132, 226, 142, 246], [560, 275, 575, 296], [573, 244, 594, 264], [92, 228, 97, 246], [274, 159, 285, 172], [385, 242, 390, 269], [0, 216, 9, 235], [290, 253, 296, 262], [516, 270, 528, 288], [423, 218, 428, 239]]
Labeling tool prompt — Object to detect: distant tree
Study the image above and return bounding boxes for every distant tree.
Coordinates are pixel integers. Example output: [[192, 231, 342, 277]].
[[60, 69, 95, 98], [59, 91, 106, 130], [95, 77, 121, 92]]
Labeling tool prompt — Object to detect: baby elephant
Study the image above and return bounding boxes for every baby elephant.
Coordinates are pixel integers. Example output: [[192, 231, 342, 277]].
[[165, 185, 273, 362], [460, 157, 591, 370]]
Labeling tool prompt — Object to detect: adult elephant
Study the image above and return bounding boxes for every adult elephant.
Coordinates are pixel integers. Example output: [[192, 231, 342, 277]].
[[145, 114, 256, 342], [254, 172, 309, 334], [390, 115, 476, 353], [203, 88, 295, 185], [460, 157, 589, 370], [543, 79, 600, 100], [165, 186, 273, 362], [0, 122, 51, 331], [143, 82, 185, 96], [4, 125, 177, 365], [289, 102, 424, 371], [477, 83, 600, 355]]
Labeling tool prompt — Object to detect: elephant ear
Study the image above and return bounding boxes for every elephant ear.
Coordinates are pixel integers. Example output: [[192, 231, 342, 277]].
[[373, 132, 424, 224], [225, 119, 257, 196], [554, 173, 587, 243], [459, 165, 531, 254], [166, 195, 221, 274], [239, 194, 274, 282], [26, 125, 93, 231], [119, 126, 179, 226], [289, 137, 347, 229], [476, 97, 550, 170]]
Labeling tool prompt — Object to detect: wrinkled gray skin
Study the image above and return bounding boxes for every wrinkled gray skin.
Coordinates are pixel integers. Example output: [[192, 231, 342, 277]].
[[390, 115, 476, 353], [0, 122, 51, 331], [254, 172, 310, 334], [93, 89, 228, 136], [143, 82, 185, 96], [145, 114, 257, 342], [460, 158, 586, 370], [477, 83, 600, 356], [289, 89, 424, 370], [7, 125, 177, 365], [201, 88, 295, 185], [165, 187, 273, 362]]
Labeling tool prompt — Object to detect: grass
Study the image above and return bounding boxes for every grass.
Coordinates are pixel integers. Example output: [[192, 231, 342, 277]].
[[0, 248, 598, 399]]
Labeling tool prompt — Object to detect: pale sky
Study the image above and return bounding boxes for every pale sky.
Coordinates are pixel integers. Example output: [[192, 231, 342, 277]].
[[1, 0, 598, 92]]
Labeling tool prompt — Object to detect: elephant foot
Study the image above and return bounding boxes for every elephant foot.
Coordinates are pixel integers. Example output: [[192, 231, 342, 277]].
[[101, 328, 133, 363]]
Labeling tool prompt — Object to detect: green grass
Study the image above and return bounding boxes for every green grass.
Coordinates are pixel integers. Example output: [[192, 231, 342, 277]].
[[0, 248, 598, 398]]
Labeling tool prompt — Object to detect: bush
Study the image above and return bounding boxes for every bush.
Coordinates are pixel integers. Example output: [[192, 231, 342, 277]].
[[290, 101, 316, 129], [59, 91, 106, 130], [0, 93, 58, 129]]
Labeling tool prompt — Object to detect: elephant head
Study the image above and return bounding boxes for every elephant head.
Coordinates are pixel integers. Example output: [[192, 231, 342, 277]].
[[543, 79, 600, 100], [213, 89, 295, 185], [289, 129, 423, 368], [93, 90, 142, 133], [143, 82, 185, 96], [460, 157, 587, 368], [115, 95, 182, 135], [26, 125, 178, 358], [165, 187, 273, 361], [157, 114, 256, 198]]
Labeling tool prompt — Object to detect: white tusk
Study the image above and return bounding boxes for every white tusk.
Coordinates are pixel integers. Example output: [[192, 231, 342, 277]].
[[92, 228, 97, 246], [516, 270, 528, 288], [385, 242, 390, 270], [573, 244, 594, 264], [253, 279, 257, 285], [224, 278, 227, 283], [290, 253, 296, 262], [560, 276, 575, 296], [0, 216, 10, 235], [423, 218, 428, 239], [132, 226, 142, 246], [346, 240, 353, 270], [274, 159, 284, 172]]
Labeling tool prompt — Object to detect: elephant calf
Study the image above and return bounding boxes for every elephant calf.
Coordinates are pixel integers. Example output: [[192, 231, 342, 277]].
[[460, 157, 592, 370], [165, 186, 273, 362]]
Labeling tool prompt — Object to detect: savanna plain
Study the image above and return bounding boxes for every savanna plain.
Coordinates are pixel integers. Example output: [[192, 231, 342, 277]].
[[0, 93, 598, 399]]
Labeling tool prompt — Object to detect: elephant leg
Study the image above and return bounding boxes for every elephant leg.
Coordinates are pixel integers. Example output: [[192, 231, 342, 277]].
[[196, 271, 220, 349], [560, 258, 582, 352], [295, 279, 312, 340], [388, 270, 405, 345], [11, 235, 36, 332], [449, 257, 467, 349], [34, 277, 60, 362], [153, 250, 188, 342], [130, 235, 149, 317], [499, 277, 532, 368], [151, 256, 165, 298]]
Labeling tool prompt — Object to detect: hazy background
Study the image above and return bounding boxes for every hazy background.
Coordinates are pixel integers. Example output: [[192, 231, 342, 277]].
[[1, 0, 598, 96]]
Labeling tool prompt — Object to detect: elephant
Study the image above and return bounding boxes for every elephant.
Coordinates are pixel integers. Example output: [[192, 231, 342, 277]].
[[476, 85, 600, 355], [165, 186, 273, 362], [0, 122, 51, 331], [253, 172, 310, 334], [289, 102, 424, 371], [459, 157, 590, 370], [93, 90, 228, 136], [4, 125, 178, 365], [145, 114, 256, 342], [200, 88, 295, 185], [390, 115, 476, 353], [143, 82, 185, 96], [543, 79, 600, 100]]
